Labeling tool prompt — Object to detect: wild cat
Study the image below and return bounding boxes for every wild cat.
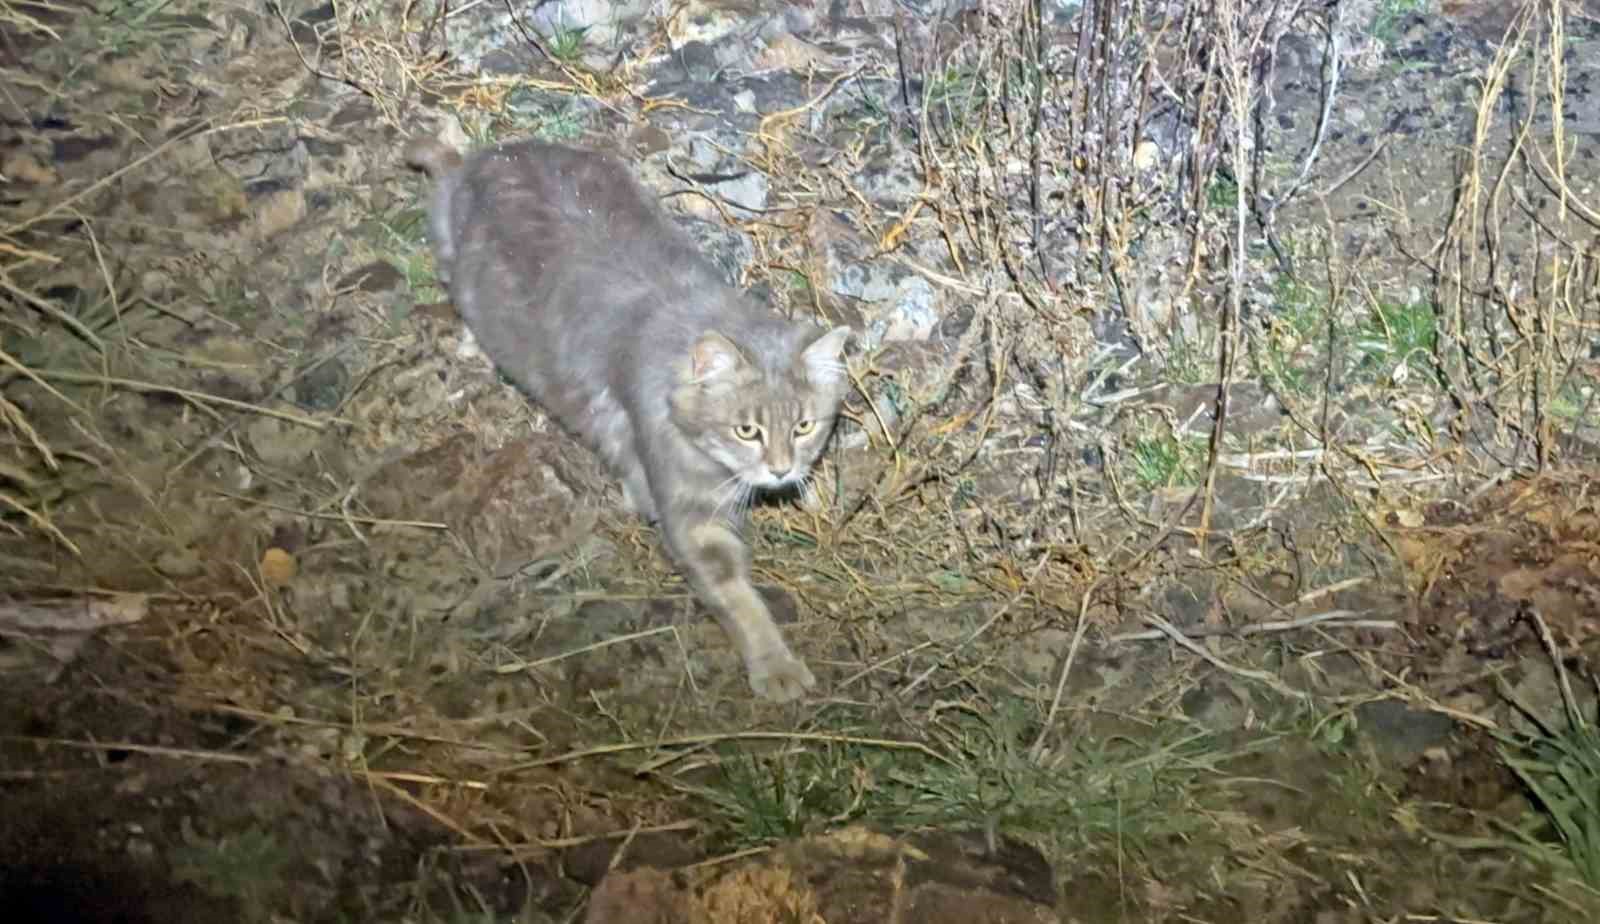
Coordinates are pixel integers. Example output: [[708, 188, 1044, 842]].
[[404, 135, 851, 703]]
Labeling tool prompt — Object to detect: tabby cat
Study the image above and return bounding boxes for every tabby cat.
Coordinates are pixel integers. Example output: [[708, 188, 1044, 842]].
[[405, 136, 851, 702]]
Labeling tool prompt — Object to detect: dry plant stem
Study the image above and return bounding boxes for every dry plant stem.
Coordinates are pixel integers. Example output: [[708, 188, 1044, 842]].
[[447, 820, 700, 856], [76, 212, 123, 347], [0, 410, 60, 475], [1143, 614, 1310, 701], [2, 735, 260, 765], [1194, 0, 1262, 551], [274, 0, 382, 104], [1248, 0, 1338, 273], [0, 593, 146, 631], [0, 274, 105, 353], [491, 625, 682, 674], [497, 0, 629, 117], [507, 731, 956, 773], [1319, 135, 1388, 198], [212, 490, 447, 530], [364, 772, 493, 847], [32, 368, 332, 428], [838, 638, 939, 689], [0, 490, 80, 554], [1029, 587, 1091, 761], [0, 345, 90, 418], [1426, 7, 1535, 438], [1526, 606, 1581, 727], [367, 770, 487, 790], [233, 561, 301, 654], [1106, 609, 1394, 643], [897, 549, 1051, 697], [66, 416, 171, 535], [684, 845, 771, 873], [176, 699, 529, 750]]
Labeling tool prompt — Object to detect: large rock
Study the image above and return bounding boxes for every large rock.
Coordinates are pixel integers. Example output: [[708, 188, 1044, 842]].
[[584, 826, 1059, 924]]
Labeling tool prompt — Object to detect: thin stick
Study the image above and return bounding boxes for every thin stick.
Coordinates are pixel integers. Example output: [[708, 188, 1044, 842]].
[[1030, 588, 1093, 760], [2, 736, 259, 765], [212, 490, 447, 529], [29, 369, 334, 428], [364, 770, 489, 790], [0, 490, 82, 555], [444, 820, 701, 853], [0, 346, 89, 416], [506, 731, 955, 773], [1142, 614, 1311, 700], [363, 772, 494, 846], [1107, 610, 1396, 643], [0, 275, 104, 353], [491, 625, 679, 673]]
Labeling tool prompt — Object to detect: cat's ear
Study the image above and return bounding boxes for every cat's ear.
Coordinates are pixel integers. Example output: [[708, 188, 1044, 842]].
[[687, 331, 747, 386], [802, 326, 852, 386]]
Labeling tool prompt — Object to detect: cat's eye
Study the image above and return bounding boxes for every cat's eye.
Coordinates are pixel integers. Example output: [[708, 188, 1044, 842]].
[[792, 419, 816, 437], [734, 423, 763, 442]]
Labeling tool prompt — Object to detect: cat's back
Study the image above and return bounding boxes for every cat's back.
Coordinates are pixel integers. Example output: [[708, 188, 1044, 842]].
[[428, 137, 737, 407], [449, 139, 672, 251]]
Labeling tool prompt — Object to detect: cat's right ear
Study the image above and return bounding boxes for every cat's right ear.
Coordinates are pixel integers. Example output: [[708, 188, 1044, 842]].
[[687, 332, 747, 386], [802, 326, 852, 386]]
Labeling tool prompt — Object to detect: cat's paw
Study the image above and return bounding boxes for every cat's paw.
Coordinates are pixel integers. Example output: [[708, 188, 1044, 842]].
[[747, 651, 816, 703], [619, 476, 657, 522]]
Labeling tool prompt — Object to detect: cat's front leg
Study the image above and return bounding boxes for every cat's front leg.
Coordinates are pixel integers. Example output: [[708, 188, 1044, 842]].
[[616, 462, 657, 522], [663, 517, 815, 702]]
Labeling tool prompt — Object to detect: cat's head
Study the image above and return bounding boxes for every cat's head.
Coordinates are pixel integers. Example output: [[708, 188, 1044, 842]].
[[670, 324, 852, 491]]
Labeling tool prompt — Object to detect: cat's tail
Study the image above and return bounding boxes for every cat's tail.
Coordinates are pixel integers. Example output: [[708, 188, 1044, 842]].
[[403, 136, 464, 179], [403, 137, 464, 286]]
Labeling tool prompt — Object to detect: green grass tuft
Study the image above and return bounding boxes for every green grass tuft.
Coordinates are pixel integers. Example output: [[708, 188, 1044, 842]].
[[1130, 433, 1203, 488], [683, 699, 1230, 858], [545, 22, 588, 62], [170, 826, 290, 919], [1354, 297, 1437, 384], [1496, 705, 1600, 889]]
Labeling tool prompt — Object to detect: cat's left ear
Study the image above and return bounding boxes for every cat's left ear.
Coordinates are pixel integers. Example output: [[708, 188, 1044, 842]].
[[802, 326, 852, 386]]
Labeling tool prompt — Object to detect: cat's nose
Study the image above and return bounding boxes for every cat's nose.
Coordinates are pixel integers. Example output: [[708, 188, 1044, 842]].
[[769, 465, 791, 480]]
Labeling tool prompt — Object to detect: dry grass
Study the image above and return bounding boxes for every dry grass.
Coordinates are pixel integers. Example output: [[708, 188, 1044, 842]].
[[2, 0, 1598, 918]]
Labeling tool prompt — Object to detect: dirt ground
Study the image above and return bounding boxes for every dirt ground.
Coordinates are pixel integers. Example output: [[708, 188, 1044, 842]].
[[3, 0, 1600, 922]]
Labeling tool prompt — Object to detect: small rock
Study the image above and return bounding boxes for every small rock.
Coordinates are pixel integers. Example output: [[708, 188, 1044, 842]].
[[155, 547, 205, 579], [335, 260, 405, 293], [1132, 138, 1161, 171], [3, 149, 59, 185], [250, 186, 307, 239], [293, 357, 348, 412], [1355, 700, 1454, 766], [1181, 680, 1252, 732], [246, 416, 317, 469]]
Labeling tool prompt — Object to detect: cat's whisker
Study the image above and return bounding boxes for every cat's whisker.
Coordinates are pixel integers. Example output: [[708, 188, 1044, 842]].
[[711, 473, 747, 521], [796, 474, 816, 508]]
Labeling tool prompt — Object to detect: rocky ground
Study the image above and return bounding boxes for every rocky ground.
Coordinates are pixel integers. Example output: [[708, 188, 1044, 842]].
[[3, 0, 1600, 921]]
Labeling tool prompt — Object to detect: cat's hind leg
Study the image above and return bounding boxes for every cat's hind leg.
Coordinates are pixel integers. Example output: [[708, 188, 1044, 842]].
[[662, 516, 814, 702], [582, 393, 656, 521]]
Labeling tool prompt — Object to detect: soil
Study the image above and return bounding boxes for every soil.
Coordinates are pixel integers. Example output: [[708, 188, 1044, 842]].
[[3, 1, 1600, 922]]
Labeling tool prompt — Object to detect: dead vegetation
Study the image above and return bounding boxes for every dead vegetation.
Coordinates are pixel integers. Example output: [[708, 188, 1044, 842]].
[[2, 0, 1600, 920]]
